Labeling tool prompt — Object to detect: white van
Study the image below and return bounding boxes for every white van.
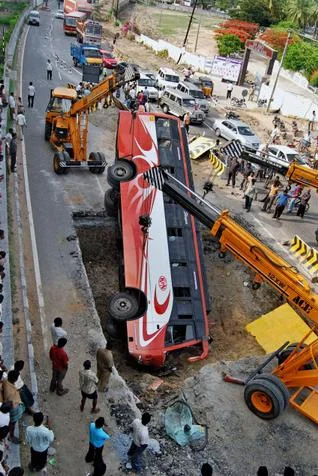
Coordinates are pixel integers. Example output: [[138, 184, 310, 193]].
[[136, 73, 159, 101], [28, 10, 40, 26], [156, 67, 180, 90]]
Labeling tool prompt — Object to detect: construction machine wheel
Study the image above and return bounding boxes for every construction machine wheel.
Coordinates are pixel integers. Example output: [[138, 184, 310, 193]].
[[108, 292, 139, 322], [104, 188, 118, 217], [278, 343, 313, 369], [89, 152, 106, 175], [73, 58, 78, 67], [44, 122, 52, 141], [244, 377, 285, 420], [107, 161, 134, 188], [254, 374, 290, 409], [53, 151, 69, 175]]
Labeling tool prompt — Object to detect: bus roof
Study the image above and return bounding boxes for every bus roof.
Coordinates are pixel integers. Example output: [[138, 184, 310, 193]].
[[64, 11, 87, 18]]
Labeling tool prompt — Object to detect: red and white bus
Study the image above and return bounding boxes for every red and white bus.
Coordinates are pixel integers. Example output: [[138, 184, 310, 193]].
[[106, 112, 210, 367], [63, 11, 87, 35]]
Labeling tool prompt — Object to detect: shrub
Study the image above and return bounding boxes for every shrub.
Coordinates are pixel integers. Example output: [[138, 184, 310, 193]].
[[284, 41, 318, 78], [157, 49, 168, 58], [216, 27, 251, 43], [260, 28, 300, 55], [310, 70, 318, 87], [217, 34, 242, 56]]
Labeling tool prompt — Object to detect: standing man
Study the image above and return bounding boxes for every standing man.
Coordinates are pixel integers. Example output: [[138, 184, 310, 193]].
[[96, 342, 113, 392], [183, 112, 190, 135], [50, 316, 67, 345], [79, 360, 99, 414], [226, 157, 240, 188], [297, 189, 311, 218], [8, 93, 16, 119], [9, 132, 17, 174], [126, 412, 152, 473], [16, 111, 26, 141], [244, 178, 256, 212], [85, 417, 110, 465], [25, 412, 54, 472], [272, 189, 290, 219], [27, 82, 35, 108], [308, 110, 316, 132], [226, 83, 233, 100], [49, 337, 69, 396], [46, 59, 53, 80]]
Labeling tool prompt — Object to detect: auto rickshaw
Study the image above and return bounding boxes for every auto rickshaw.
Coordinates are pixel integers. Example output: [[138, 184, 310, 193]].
[[199, 76, 214, 98]]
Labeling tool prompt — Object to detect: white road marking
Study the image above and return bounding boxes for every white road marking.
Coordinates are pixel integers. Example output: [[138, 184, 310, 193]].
[[20, 26, 49, 351]]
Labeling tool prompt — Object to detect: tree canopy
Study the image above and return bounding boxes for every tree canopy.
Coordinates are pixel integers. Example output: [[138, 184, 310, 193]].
[[217, 34, 242, 55]]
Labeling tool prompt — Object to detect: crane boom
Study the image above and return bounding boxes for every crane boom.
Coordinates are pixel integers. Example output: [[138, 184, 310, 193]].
[[69, 64, 139, 116], [144, 167, 318, 325]]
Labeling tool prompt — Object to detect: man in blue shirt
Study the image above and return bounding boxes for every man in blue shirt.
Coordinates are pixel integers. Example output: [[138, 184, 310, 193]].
[[273, 189, 290, 219], [85, 417, 110, 466]]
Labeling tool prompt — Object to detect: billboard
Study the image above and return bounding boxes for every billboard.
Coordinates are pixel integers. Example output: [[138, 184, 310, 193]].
[[208, 56, 242, 82]]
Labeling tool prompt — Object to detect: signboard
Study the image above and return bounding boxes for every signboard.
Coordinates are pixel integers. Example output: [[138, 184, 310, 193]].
[[82, 64, 100, 83], [210, 56, 242, 83], [245, 40, 275, 59]]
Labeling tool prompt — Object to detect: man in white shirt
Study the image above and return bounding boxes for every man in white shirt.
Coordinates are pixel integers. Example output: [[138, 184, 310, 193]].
[[16, 112, 26, 141], [27, 82, 35, 108], [226, 83, 233, 100], [126, 412, 151, 472], [46, 59, 53, 80], [50, 316, 67, 345], [79, 360, 99, 413], [8, 93, 15, 119], [26, 412, 54, 472]]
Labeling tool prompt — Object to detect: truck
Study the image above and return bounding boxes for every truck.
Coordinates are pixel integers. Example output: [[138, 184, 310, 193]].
[[70, 43, 102, 68], [76, 20, 102, 46]]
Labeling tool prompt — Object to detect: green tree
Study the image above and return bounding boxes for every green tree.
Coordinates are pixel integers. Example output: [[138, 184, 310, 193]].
[[286, 0, 313, 28], [232, 0, 274, 26], [283, 41, 318, 77], [217, 33, 242, 55]]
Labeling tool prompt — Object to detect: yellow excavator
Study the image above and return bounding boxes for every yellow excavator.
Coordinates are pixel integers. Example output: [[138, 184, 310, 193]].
[[44, 65, 139, 174], [144, 165, 318, 425]]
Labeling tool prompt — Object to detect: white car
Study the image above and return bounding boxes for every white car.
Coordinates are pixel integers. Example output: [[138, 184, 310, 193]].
[[213, 118, 260, 151], [136, 73, 159, 101], [257, 144, 307, 166], [55, 10, 64, 19], [157, 67, 180, 90]]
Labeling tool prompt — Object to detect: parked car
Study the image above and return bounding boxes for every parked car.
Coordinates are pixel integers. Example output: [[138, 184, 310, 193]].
[[55, 9, 64, 19], [28, 10, 40, 26], [100, 50, 118, 69], [136, 73, 159, 101], [213, 118, 260, 151], [257, 144, 307, 166], [157, 67, 180, 90], [177, 81, 209, 114], [159, 88, 205, 124], [142, 70, 157, 82]]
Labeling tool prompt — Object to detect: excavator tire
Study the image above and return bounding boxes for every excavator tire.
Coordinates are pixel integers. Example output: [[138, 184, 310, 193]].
[[254, 374, 290, 409], [107, 161, 135, 188], [53, 152, 64, 175], [108, 292, 139, 322], [278, 343, 313, 369], [88, 152, 106, 175], [44, 122, 52, 141], [244, 377, 285, 420], [104, 188, 118, 217]]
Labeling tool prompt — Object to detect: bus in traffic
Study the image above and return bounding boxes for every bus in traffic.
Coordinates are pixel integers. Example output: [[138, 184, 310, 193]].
[[63, 10, 87, 35]]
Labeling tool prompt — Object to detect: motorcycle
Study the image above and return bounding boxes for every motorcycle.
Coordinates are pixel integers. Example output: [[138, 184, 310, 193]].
[[257, 99, 267, 107], [230, 97, 246, 108], [225, 111, 240, 120]]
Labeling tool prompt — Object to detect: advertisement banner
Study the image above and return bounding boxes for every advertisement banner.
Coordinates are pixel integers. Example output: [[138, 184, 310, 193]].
[[209, 56, 242, 82]]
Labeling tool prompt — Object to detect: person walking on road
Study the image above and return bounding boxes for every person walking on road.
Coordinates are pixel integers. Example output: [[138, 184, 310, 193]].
[[226, 83, 233, 100], [9, 132, 17, 173], [25, 412, 54, 473], [226, 157, 240, 188], [126, 412, 152, 473], [96, 342, 113, 393], [79, 360, 99, 414], [50, 316, 67, 345], [8, 93, 16, 120], [262, 180, 280, 212], [244, 178, 256, 212], [184, 112, 190, 135], [85, 417, 110, 465], [297, 189, 311, 218], [272, 189, 290, 219], [49, 337, 69, 396], [46, 59, 53, 80], [16, 111, 26, 141], [27, 82, 35, 108]]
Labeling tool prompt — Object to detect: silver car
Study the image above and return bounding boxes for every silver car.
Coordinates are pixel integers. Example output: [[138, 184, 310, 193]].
[[177, 81, 209, 114], [159, 88, 205, 124], [213, 118, 260, 151]]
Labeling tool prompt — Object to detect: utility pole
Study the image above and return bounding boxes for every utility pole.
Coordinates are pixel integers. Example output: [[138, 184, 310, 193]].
[[266, 31, 291, 113], [194, 9, 202, 53], [177, 0, 198, 64]]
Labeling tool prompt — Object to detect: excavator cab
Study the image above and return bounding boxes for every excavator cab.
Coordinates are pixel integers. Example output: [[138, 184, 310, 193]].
[[44, 87, 77, 141]]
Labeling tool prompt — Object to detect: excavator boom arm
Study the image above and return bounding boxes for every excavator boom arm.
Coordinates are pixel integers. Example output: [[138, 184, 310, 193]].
[[144, 167, 318, 325]]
